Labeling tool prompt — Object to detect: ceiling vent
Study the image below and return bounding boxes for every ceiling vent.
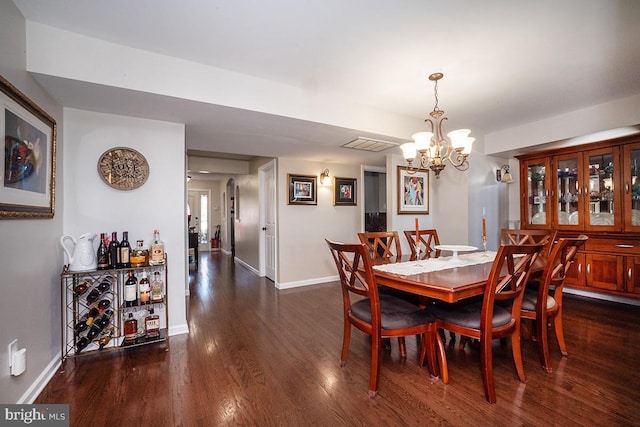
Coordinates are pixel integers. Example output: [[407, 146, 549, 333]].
[[342, 137, 400, 152]]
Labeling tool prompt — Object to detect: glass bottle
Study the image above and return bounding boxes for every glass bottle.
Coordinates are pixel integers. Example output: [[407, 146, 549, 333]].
[[149, 230, 166, 266], [108, 232, 120, 269], [150, 271, 164, 303], [138, 271, 150, 305], [124, 270, 138, 307], [119, 231, 131, 268], [124, 313, 137, 345], [85, 306, 100, 326], [130, 240, 149, 267], [145, 308, 160, 339], [98, 327, 114, 350], [74, 314, 90, 336], [95, 308, 114, 330], [76, 336, 90, 354], [96, 233, 110, 270]]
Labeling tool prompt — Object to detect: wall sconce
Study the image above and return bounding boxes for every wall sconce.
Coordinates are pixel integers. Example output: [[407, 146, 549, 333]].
[[320, 168, 331, 185], [496, 165, 514, 184]]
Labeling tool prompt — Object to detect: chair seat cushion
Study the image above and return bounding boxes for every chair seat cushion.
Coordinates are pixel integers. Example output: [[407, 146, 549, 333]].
[[426, 301, 512, 329], [351, 294, 435, 329], [521, 288, 557, 311]]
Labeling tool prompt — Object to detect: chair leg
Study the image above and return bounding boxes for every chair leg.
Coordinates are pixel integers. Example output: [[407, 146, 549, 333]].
[[369, 333, 382, 398], [436, 331, 448, 384], [554, 310, 568, 357], [458, 336, 467, 351], [398, 337, 407, 357], [340, 321, 351, 367], [480, 333, 496, 404], [536, 312, 553, 373], [512, 328, 526, 383]]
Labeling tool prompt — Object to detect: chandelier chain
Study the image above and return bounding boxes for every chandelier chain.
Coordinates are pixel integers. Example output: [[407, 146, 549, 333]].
[[432, 78, 440, 113]]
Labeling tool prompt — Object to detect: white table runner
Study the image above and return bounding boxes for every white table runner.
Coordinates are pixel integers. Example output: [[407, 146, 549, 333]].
[[373, 251, 497, 276]]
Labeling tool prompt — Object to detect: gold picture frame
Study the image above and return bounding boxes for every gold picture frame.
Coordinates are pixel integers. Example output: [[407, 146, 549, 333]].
[[1, 75, 56, 218]]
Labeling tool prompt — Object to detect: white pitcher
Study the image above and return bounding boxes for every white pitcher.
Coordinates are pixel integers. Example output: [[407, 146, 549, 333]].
[[60, 233, 98, 272]]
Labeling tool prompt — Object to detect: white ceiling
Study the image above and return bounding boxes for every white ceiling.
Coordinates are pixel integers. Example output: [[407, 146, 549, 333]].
[[12, 0, 640, 171]]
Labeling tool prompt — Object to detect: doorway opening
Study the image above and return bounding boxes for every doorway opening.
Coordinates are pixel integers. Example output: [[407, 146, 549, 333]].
[[364, 170, 387, 232], [226, 178, 236, 259]]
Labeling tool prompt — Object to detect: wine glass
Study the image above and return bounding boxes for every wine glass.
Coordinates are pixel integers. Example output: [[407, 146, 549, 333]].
[[482, 235, 488, 256]]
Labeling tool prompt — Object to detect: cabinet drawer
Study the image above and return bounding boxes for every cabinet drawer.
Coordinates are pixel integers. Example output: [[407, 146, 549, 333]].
[[584, 238, 640, 255]]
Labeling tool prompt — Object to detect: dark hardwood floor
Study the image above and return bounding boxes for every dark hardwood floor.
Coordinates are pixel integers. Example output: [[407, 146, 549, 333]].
[[37, 251, 640, 426]]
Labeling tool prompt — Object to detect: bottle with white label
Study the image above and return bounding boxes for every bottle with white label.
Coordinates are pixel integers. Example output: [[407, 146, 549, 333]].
[[124, 270, 138, 307], [149, 230, 165, 266]]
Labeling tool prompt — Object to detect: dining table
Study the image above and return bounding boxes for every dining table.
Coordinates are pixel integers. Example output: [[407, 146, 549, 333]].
[[371, 249, 499, 304]]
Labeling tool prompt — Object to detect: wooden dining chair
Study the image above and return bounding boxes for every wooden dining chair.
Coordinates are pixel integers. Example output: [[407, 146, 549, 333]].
[[521, 235, 588, 373], [500, 228, 557, 258], [357, 231, 402, 259], [425, 242, 545, 403], [325, 239, 444, 397], [357, 230, 413, 356], [403, 229, 441, 258]]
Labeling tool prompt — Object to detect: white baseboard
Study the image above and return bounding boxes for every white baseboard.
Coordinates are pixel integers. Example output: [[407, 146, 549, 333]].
[[276, 275, 338, 290], [168, 323, 189, 336], [18, 353, 61, 404], [565, 287, 640, 306], [234, 257, 259, 275]]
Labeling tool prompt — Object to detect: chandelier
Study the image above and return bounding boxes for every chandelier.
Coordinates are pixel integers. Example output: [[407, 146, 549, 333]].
[[400, 73, 474, 179]]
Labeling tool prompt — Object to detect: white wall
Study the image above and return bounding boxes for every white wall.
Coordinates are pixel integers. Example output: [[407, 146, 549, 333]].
[[62, 108, 188, 336], [0, 0, 64, 404], [277, 158, 361, 287]]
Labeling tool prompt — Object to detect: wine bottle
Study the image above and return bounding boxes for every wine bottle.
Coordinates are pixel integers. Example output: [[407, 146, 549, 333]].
[[124, 270, 138, 307], [97, 277, 112, 293], [149, 230, 166, 266], [86, 288, 100, 304], [96, 309, 114, 329], [86, 323, 102, 340], [74, 314, 90, 336], [96, 233, 110, 270], [85, 306, 100, 325], [138, 271, 150, 305], [108, 232, 120, 269], [98, 327, 114, 350], [119, 231, 131, 268], [124, 313, 137, 344], [76, 336, 90, 354], [97, 297, 111, 313]]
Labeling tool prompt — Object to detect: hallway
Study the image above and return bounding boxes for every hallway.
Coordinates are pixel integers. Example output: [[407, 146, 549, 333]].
[[36, 251, 640, 426]]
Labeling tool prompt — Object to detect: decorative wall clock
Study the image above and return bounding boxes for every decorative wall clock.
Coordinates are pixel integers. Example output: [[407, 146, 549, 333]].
[[97, 147, 149, 190]]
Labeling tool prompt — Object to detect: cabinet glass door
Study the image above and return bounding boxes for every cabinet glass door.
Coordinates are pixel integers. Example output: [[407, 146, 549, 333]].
[[623, 143, 640, 231], [585, 147, 621, 231], [524, 159, 550, 228], [555, 154, 581, 228]]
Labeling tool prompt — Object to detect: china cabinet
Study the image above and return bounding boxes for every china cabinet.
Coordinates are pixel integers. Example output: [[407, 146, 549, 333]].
[[517, 134, 640, 298]]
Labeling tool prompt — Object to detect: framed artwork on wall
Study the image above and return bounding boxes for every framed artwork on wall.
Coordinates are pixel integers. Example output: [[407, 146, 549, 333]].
[[333, 177, 357, 206], [397, 166, 429, 214], [288, 174, 317, 205], [0, 75, 57, 219]]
